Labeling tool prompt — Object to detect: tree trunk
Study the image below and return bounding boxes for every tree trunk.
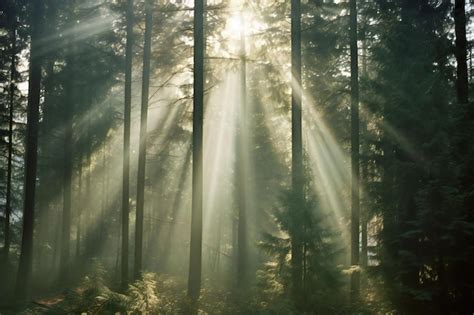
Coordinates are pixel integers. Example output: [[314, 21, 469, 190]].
[[121, 0, 134, 291], [135, 0, 153, 280], [350, 0, 360, 302], [15, 0, 44, 300], [4, 16, 16, 264], [60, 40, 75, 284], [76, 153, 83, 260], [360, 23, 368, 273], [236, 9, 248, 287], [36, 0, 57, 275], [290, 0, 303, 302], [100, 147, 106, 245], [84, 95, 94, 259], [454, 0, 469, 104], [188, 0, 204, 301]]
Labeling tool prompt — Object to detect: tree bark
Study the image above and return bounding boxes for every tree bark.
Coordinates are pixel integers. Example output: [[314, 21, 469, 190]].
[[350, 0, 360, 302], [454, 0, 469, 104], [135, 0, 153, 280], [4, 15, 16, 264], [60, 33, 75, 284], [360, 24, 368, 273], [75, 153, 83, 260], [15, 0, 44, 300], [121, 0, 134, 291], [188, 0, 204, 301], [236, 9, 248, 287], [291, 0, 303, 302]]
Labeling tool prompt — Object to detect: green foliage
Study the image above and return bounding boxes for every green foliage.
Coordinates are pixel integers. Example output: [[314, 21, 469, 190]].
[[126, 273, 159, 312], [258, 184, 346, 313]]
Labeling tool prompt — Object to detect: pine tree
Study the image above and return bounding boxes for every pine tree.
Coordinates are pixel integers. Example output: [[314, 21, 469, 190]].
[[135, 0, 153, 280], [349, 0, 360, 301], [188, 0, 205, 301], [15, 0, 44, 300], [121, 0, 134, 291], [290, 0, 303, 303]]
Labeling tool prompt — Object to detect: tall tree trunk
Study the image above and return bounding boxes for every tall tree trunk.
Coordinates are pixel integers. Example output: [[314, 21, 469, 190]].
[[100, 147, 106, 245], [121, 0, 134, 291], [454, 0, 469, 104], [454, 2, 473, 313], [84, 95, 93, 259], [360, 26, 368, 273], [135, 0, 153, 280], [60, 41, 75, 284], [350, 0, 360, 302], [76, 153, 83, 260], [236, 9, 248, 287], [15, 0, 44, 300], [4, 17, 16, 264], [188, 0, 204, 301], [290, 0, 303, 302], [36, 0, 57, 275]]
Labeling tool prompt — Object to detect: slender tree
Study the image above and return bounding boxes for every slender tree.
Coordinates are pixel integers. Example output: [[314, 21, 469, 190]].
[[75, 152, 83, 260], [15, 0, 44, 299], [454, 0, 469, 105], [135, 0, 153, 280], [121, 0, 134, 291], [360, 37, 368, 271], [236, 8, 248, 287], [350, 0, 360, 301], [454, 1, 473, 312], [60, 12, 76, 282], [3, 10, 17, 264], [290, 0, 303, 301], [188, 0, 204, 300]]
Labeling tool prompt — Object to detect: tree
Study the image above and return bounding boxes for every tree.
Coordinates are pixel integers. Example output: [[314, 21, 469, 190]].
[[290, 0, 303, 302], [3, 2, 17, 264], [349, 0, 360, 301], [259, 183, 345, 313], [122, 0, 134, 291], [135, 0, 153, 280], [236, 8, 248, 287], [454, 0, 469, 105], [188, 0, 204, 300], [365, 1, 461, 312], [15, 0, 44, 300], [60, 7, 76, 281], [453, 1, 474, 312]]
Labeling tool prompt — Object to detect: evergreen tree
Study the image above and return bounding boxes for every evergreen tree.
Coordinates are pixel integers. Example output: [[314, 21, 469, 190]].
[[15, 0, 44, 300], [188, 0, 205, 301]]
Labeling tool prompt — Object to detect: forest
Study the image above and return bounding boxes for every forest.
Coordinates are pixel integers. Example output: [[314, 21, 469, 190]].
[[1, 0, 474, 314]]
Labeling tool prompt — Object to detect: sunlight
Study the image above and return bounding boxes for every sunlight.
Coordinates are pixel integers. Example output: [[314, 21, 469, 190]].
[[302, 88, 352, 247], [227, 14, 244, 36], [202, 72, 239, 275]]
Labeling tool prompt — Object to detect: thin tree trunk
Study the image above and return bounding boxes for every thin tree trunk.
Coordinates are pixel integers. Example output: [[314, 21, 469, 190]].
[[76, 152, 83, 260], [121, 0, 134, 291], [454, 0, 469, 104], [214, 209, 222, 275], [4, 18, 16, 264], [236, 9, 248, 287], [290, 0, 303, 302], [36, 0, 57, 274], [135, 0, 153, 280], [84, 96, 93, 259], [350, 0, 360, 302], [100, 147, 106, 245], [15, 0, 44, 300], [60, 46, 75, 284], [188, 0, 205, 300], [360, 30, 368, 272]]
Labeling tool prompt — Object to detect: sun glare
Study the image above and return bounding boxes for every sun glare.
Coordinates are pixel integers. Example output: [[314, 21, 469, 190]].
[[227, 14, 244, 36]]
